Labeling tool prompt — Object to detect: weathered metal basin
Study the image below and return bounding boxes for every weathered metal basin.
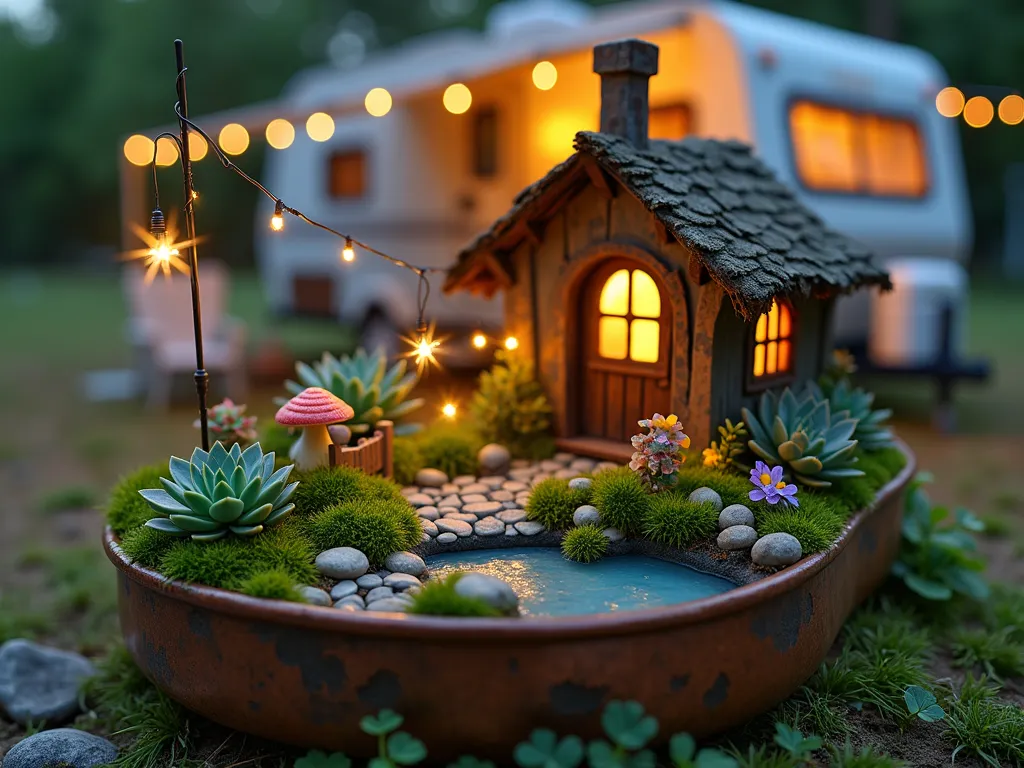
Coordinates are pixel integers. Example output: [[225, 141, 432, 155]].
[[103, 446, 914, 759]]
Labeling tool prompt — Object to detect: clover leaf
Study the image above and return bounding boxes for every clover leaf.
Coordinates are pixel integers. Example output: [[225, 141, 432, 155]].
[[295, 750, 351, 768], [601, 701, 658, 751], [386, 731, 427, 765], [904, 685, 946, 722], [361, 709, 405, 736], [513, 729, 584, 768], [670, 733, 696, 765], [772, 723, 821, 759]]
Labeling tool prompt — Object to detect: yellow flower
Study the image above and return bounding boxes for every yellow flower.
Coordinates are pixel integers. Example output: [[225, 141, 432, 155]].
[[650, 413, 678, 430], [702, 447, 722, 468], [681, 434, 691, 449]]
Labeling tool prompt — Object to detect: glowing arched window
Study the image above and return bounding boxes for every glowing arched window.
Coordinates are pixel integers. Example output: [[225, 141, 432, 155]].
[[752, 301, 794, 379], [597, 268, 661, 363]]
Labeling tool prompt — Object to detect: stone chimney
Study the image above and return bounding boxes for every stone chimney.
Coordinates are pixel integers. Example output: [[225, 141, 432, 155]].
[[593, 39, 659, 149]]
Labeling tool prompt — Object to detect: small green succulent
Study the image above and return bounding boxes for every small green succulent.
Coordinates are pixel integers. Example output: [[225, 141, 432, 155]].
[[284, 347, 424, 436], [810, 380, 894, 451], [741, 387, 863, 488], [139, 441, 298, 541]]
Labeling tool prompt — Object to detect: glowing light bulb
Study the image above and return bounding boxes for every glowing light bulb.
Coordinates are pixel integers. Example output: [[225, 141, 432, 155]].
[[442, 403, 457, 419], [270, 201, 285, 231], [504, 336, 519, 351], [443, 83, 472, 114], [532, 61, 558, 90], [365, 88, 393, 117], [471, 333, 487, 349], [342, 238, 355, 262]]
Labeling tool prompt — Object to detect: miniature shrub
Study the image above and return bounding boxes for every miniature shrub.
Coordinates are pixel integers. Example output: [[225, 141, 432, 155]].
[[945, 676, 1024, 766], [416, 427, 481, 479], [119, 525, 176, 568], [755, 495, 845, 553], [238, 569, 303, 602], [357, 471, 409, 505], [302, 497, 420, 564], [672, 465, 752, 508], [407, 573, 500, 617], [561, 525, 608, 563], [470, 348, 553, 458], [590, 467, 651, 536], [106, 463, 167, 534], [525, 478, 591, 530], [392, 437, 423, 486], [642, 494, 718, 549]]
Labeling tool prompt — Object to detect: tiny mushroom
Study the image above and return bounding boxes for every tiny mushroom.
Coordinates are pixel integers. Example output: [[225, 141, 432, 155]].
[[275, 387, 354, 471]]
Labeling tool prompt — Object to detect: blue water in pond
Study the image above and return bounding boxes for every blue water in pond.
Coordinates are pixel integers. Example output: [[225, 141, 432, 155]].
[[425, 548, 735, 617]]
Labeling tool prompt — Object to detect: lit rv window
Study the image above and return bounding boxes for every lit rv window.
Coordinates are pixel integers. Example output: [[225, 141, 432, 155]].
[[473, 107, 499, 178], [648, 104, 692, 140], [328, 150, 366, 199], [789, 101, 927, 198]]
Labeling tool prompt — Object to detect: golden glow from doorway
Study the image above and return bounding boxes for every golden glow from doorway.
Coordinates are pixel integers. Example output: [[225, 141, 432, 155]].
[[597, 268, 661, 363]]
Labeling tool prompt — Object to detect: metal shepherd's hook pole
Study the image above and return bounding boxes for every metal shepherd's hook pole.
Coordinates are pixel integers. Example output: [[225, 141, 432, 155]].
[[174, 39, 210, 450]]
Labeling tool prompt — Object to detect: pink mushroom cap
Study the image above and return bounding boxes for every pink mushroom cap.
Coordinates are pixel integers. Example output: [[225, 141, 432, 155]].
[[275, 387, 354, 426]]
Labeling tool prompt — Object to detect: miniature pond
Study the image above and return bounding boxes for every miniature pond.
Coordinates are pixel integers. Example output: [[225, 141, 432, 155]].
[[426, 548, 736, 617]]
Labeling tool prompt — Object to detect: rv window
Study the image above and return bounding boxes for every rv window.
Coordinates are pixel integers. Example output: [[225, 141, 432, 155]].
[[328, 150, 366, 199], [648, 104, 692, 140], [789, 100, 927, 197], [473, 107, 499, 177]]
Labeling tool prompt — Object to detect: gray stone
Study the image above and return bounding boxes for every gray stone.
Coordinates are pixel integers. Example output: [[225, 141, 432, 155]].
[[508, 468, 536, 482], [443, 512, 477, 523], [463, 501, 503, 518], [496, 509, 527, 524], [570, 458, 597, 472], [415, 468, 449, 488], [530, 473, 552, 486], [489, 489, 515, 502], [400, 486, 420, 497], [0, 640, 96, 725], [603, 527, 625, 542], [365, 586, 395, 603], [330, 581, 359, 600], [367, 597, 409, 613], [356, 574, 383, 589], [438, 494, 463, 508], [334, 594, 365, 609], [751, 533, 803, 567], [474, 517, 505, 536], [505, 526, 519, 536], [460, 493, 489, 504], [377, 569, 393, 579], [417, 506, 440, 521], [384, 551, 427, 576], [719, 504, 755, 530], [440, 483, 460, 494], [453, 475, 477, 487], [335, 602, 363, 612], [478, 443, 511, 475], [419, 487, 442, 498], [553, 468, 578, 480], [688, 486, 724, 512], [502, 501, 521, 510], [541, 459, 566, 471], [384, 573, 422, 591], [717, 525, 758, 551], [568, 477, 593, 491], [478, 475, 506, 490], [511, 458, 532, 469], [315, 547, 370, 580], [3, 728, 118, 768], [436, 531, 458, 544], [420, 518, 439, 537], [298, 586, 332, 606], [453, 573, 519, 615], [420, 532, 431, 544], [405, 493, 435, 507], [573, 504, 601, 526], [435, 519, 474, 537], [502, 481, 529, 492], [392, 591, 416, 605], [514, 521, 545, 536], [461, 483, 490, 495]]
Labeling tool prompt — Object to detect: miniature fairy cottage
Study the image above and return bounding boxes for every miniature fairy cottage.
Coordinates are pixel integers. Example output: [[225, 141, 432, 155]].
[[444, 39, 890, 460]]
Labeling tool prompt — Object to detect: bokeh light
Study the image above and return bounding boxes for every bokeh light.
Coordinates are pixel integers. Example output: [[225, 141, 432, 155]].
[[443, 83, 472, 114], [935, 86, 965, 118], [365, 88, 393, 117], [123, 134, 155, 166], [963, 96, 994, 128], [218, 123, 249, 155], [532, 61, 558, 91], [187, 131, 208, 161], [998, 94, 1024, 125], [266, 118, 295, 149], [306, 112, 335, 142], [155, 136, 179, 166]]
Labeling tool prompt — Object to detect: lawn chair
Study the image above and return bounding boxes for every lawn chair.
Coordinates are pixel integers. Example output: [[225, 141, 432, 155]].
[[122, 261, 248, 408]]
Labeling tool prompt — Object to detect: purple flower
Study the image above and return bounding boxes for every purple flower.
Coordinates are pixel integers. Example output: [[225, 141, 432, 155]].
[[749, 461, 799, 507]]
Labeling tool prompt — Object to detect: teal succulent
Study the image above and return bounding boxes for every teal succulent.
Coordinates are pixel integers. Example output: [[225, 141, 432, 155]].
[[284, 347, 424, 436], [139, 441, 298, 541], [741, 387, 864, 488], [810, 380, 895, 451]]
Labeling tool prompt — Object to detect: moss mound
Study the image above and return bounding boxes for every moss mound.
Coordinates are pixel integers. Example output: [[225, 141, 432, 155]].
[[672, 464, 753, 508], [118, 525, 175, 568], [106, 463, 167, 535], [407, 573, 500, 617], [417, 428, 481, 479], [755, 495, 845, 553], [561, 525, 608, 563], [642, 493, 719, 549], [525, 478, 591, 530], [238, 568, 304, 602], [590, 467, 650, 536], [301, 497, 420, 565]]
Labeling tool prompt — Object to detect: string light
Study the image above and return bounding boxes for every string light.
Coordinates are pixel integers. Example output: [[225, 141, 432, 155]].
[[404, 322, 442, 373], [532, 61, 558, 90], [365, 88, 393, 117], [122, 208, 191, 283], [270, 200, 285, 231], [218, 123, 249, 155], [471, 333, 487, 349], [342, 237, 355, 262], [442, 403, 457, 419], [443, 83, 472, 114], [504, 336, 519, 350]]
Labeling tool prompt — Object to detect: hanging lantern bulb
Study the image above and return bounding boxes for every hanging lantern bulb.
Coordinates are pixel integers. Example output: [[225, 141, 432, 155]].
[[442, 402, 457, 419], [409, 321, 441, 373], [270, 200, 285, 231], [471, 332, 487, 349], [342, 237, 356, 262]]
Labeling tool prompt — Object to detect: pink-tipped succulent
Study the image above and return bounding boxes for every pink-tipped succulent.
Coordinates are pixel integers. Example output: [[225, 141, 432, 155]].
[[195, 398, 258, 448]]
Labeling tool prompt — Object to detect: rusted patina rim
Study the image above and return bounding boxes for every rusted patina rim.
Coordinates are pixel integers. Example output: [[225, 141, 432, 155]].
[[103, 442, 914, 642]]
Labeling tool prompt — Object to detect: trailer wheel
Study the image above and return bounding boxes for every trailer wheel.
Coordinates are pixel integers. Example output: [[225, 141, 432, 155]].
[[359, 310, 400, 361]]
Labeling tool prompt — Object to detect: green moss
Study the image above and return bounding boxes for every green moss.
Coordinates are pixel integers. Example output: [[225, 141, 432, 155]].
[[416, 427, 481, 478], [525, 477, 591, 530], [407, 573, 500, 617], [106, 463, 167, 534], [755, 495, 844, 554], [119, 525, 176, 568], [951, 627, 1024, 679], [590, 467, 650, 536], [561, 525, 608, 563], [238, 568, 304, 602], [642, 493, 719, 548], [292, 465, 366, 516], [392, 437, 423, 486], [301, 497, 420, 564], [812, 478, 876, 517], [861, 446, 907, 485], [356, 471, 408, 504], [246, 522, 318, 585], [673, 464, 753, 508]]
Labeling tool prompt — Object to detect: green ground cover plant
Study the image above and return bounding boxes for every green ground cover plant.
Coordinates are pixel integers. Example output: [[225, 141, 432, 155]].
[[590, 467, 651, 536], [561, 525, 608, 562], [36, 484, 97, 513], [300, 497, 420, 565], [526, 477, 592, 530], [471, 348, 554, 459], [407, 573, 500, 617], [106, 463, 169, 534], [642, 494, 719, 549], [754, 496, 845, 554]]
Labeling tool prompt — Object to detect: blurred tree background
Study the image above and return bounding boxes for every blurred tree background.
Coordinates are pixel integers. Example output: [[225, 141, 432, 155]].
[[0, 0, 1019, 269]]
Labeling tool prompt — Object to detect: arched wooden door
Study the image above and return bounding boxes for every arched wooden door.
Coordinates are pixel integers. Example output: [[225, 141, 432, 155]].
[[579, 259, 672, 443]]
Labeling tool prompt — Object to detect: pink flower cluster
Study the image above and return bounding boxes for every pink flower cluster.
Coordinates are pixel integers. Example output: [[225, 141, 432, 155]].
[[629, 413, 690, 491]]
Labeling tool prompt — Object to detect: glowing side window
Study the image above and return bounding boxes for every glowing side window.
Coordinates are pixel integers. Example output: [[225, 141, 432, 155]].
[[790, 102, 858, 192], [599, 269, 630, 315], [752, 301, 794, 379]]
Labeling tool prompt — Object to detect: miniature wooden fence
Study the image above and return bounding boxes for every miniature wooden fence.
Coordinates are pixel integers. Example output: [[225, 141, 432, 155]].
[[328, 419, 394, 478]]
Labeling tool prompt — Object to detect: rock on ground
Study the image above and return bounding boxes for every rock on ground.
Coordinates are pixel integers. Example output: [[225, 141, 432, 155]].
[[751, 532, 803, 566], [568, 477, 593, 491], [573, 504, 601, 526], [3, 728, 118, 768], [330, 581, 358, 600], [415, 468, 449, 487], [719, 504, 755, 530], [717, 525, 758, 551], [384, 551, 426, 577], [367, 597, 410, 613], [315, 547, 370, 580], [474, 517, 505, 536], [298, 586, 332, 606], [688, 487, 724, 513], [478, 443, 511, 475], [0, 640, 96, 726], [453, 573, 519, 615], [436, 531, 458, 544], [513, 521, 545, 536]]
